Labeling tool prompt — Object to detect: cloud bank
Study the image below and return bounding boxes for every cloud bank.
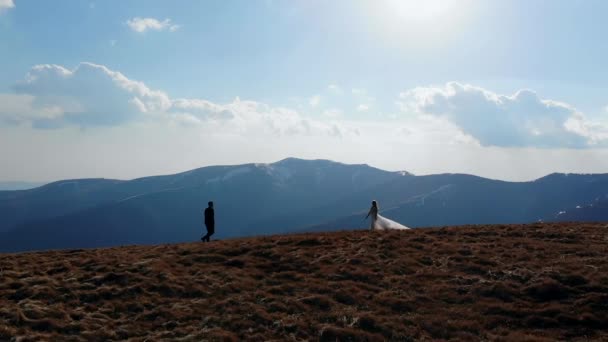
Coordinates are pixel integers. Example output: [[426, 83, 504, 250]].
[[2, 64, 607, 151], [401, 82, 607, 148], [2, 63, 346, 138], [9, 63, 169, 128]]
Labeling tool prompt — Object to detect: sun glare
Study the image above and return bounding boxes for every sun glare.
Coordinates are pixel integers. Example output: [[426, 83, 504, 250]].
[[387, 0, 457, 22], [372, 0, 468, 42]]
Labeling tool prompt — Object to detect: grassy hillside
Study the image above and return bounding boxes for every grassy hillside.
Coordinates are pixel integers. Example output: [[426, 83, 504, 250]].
[[1, 223, 607, 341]]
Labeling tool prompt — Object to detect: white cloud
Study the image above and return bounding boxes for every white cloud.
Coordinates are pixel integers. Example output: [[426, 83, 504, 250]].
[[352, 88, 366, 95], [357, 104, 369, 112], [0, 94, 64, 125], [564, 115, 608, 145], [309, 95, 321, 107], [9, 62, 170, 128], [0, 0, 14, 12], [5, 67, 608, 148], [126, 17, 180, 33], [170, 97, 347, 137], [3, 62, 345, 138], [401, 82, 608, 148], [9, 66, 605, 149]]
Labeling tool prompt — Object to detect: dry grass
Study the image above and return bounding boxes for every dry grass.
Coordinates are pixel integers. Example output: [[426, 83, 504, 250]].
[[1, 222, 608, 341]]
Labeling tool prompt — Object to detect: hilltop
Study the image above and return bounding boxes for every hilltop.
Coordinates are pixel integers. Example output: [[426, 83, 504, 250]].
[[1, 222, 607, 341]]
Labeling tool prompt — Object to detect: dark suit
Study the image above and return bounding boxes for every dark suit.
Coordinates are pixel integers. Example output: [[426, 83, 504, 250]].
[[202, 207, 215, 242]]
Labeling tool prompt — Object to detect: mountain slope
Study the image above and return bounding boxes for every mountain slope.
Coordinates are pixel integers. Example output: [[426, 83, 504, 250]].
[[300, 173, 608, 232], [1, 159, 608, 253], [548, 195, 608, 222], [0, 178, 126, 233], [1, 223, 607, 341], [0, 159, 402, 252]]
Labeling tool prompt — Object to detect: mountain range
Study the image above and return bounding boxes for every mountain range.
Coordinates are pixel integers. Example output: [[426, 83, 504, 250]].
[[0, 181, 46, 191], [1, 158, 607, 252]]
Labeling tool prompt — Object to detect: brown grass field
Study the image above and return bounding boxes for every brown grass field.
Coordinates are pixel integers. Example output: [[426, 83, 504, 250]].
[[1, 222, 607, 341]]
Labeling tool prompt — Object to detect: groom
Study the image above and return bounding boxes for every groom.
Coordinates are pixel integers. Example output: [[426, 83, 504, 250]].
[[201, 201, 215, 242]]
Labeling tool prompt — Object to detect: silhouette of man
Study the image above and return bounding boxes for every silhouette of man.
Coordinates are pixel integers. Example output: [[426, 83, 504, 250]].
[[201, 201, 215, 242]]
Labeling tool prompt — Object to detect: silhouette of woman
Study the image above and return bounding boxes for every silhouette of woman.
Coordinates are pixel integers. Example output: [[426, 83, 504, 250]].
[[365, 200, 379, 230], [365, 200, 410, 230]]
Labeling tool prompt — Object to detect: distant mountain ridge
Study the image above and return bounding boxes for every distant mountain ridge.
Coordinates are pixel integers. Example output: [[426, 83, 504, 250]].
[[0, 181, 46, 191], [0, 158, 607, 252]]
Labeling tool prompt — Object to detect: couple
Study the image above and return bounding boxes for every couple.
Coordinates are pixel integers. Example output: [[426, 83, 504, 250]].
[[201, 200, 407, 241], [365, 200, 410, 230]]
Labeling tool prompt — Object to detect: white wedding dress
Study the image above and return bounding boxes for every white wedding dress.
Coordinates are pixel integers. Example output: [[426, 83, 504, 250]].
[[372, 214, 410, 230]]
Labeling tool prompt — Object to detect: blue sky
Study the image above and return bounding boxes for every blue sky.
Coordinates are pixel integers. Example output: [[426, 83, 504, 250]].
[[1, 0, 608, 182]]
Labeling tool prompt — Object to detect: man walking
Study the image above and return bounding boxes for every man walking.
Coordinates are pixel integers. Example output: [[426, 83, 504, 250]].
[[201, 201, 215, 242]]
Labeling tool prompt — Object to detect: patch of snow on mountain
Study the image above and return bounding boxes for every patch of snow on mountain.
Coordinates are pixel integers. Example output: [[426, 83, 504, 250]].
[[255, 163, 293, 185], [118, 187, 186, 203], [272, 166, 293, 183], [205, 166, 252, 185], [222, 167, 251, 181]]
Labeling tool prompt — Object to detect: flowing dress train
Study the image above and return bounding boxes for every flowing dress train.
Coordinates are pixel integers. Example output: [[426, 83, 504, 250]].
[[373, 214, 410, 230]]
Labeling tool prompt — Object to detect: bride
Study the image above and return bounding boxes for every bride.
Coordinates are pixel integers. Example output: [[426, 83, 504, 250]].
[[365, 200, 410, 230]]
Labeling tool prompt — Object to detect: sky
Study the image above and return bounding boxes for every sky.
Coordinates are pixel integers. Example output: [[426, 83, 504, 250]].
[[1, 0, 608, 182]]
